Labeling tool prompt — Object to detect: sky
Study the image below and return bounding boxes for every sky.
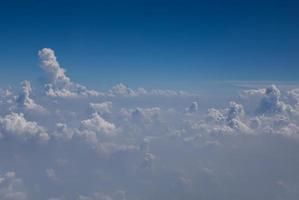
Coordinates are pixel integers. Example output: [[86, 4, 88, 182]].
[[1, 1, 299, 200], [0, 0, 299, 89]]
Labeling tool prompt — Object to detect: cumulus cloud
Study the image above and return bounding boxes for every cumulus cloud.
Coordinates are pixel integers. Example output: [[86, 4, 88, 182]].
[[14, 80, 46, 113], [256, 85, 292, 115], [38, 48, 101, 98], [0, 112, 49, 142], [38, 48, 70, 84], [52, 123, 75, 140], [237, 85, 299, 138], [80, 112, 117, 139], [225, 101, 248, 130], [108, 83, 136, 97], [241, 85, 295, 116]]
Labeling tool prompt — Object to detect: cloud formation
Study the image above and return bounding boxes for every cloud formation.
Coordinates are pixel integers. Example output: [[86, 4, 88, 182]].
[[39, 48, 101, 98], [15, 81, 46, 113], [0, 112, 49, 142], [0, 49, 298, 199]]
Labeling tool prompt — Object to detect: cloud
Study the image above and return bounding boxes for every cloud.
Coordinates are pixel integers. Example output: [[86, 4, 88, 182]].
[[38, 48, 70, 84], [0, 172, 27, 200], [0, 112, 49, 142], [256, 85, 292, 115], [52, 123, 75, 140], [237, 85, 299, 138], [108, 83, 191, 97], [0, 80, 298, 199], [198, 101, 249, 135], [121, 107, 161, 123], [89, 102, 113, 116], [14, 80, 46, 113], [241, 85, 295, 116], [226, 101, 248, 130], [38, 48, 102, 98], [287, 88, 299, 106], [108, 83, 137, 97], [80, 112, 117, 137], [185, 102, 199, 113]]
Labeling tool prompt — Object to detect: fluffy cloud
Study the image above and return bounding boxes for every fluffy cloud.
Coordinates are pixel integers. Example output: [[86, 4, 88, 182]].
[[256, 85, 292, 115], [0, 112, 49, 142], [38, 48, 101, 98], [108, 83, 136, 97], [38, 48, 70, 84], [225, 101, 248, 130], [15, 80, 46, 113], [237, 85, 299, 138], [80, 113, 117, 138]]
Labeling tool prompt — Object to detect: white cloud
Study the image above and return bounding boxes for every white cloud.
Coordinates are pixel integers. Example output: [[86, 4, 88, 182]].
[[38, 48, 102, 98], [89, 102, 113, 116], [14, 80, 46, 113], [38, 48, 70, 84], [0, 112, 49, 142], [256, 85, 292, 115], [52, 123, 75, 140], [226, 101, 248, 130], [108, 83, 136, 97], [80, 113, 117, 137]]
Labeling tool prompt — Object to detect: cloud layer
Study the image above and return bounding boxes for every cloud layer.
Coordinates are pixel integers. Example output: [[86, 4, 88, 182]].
[[0, 48, 298, 199]]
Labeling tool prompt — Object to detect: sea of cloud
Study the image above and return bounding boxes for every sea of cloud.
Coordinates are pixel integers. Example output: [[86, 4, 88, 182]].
[[0, 48, 298, 200]]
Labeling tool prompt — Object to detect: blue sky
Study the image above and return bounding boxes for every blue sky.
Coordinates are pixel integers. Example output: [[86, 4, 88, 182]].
[[0, 0, 298, 89]]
